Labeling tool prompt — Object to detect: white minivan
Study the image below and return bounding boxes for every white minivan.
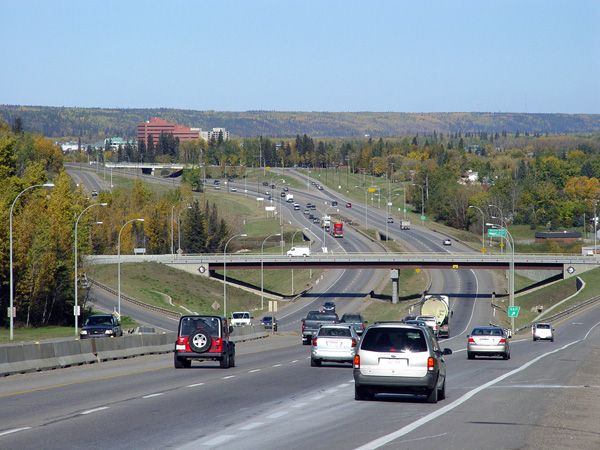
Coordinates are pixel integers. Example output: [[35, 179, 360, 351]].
[[287, 246, 311, 257]]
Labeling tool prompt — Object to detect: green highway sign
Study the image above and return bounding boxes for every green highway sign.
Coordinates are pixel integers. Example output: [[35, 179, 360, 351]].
[[488, 228, 507, 238], [420, 215, 426, 221], [507, 306, 520, 318]]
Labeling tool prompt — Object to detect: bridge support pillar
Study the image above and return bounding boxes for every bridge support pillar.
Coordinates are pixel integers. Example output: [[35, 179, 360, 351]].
[[390, 269, 399, 304]]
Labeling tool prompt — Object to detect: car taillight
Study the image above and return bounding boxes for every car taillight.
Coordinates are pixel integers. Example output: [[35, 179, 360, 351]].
[[353, 354, 360, 368], [177, 336, 187, 344], [498, 338, 506, 344], [351, 339, 357, 347], [468, 337, 475, 344], [312, 337, 318, 346], [213, 337, 222, 351], [427, 356, 435, 371]]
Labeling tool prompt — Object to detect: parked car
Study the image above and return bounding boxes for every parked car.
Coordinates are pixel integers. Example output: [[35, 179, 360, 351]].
[[174, 315, 235, 368], [346, 202, 352, 208], [443, 239, 452, 246], [340, 313, 367, 335], [353, 323, 452, 402], [467, 326, 510, 360], [311, 325, 358, 367], [321, 301, 336, 313], [261, 315, 278, 331], [532, 322, 554, 341], [79, 314, 122, 339]]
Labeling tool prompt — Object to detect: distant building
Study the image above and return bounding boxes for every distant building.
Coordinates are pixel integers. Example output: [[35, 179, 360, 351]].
[[137, 117, 201, 147], [200, 127, 230, 142], [59, 142, 80, 152]]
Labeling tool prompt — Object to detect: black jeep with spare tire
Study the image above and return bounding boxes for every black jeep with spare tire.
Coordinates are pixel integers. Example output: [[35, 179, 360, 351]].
[[174, 315, 235, 369]]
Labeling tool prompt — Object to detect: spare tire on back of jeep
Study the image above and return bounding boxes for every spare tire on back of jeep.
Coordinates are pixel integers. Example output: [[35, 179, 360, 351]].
[[189, 330, 212, 353]]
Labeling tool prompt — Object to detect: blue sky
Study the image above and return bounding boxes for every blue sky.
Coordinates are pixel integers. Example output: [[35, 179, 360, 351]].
[[1, 0, 598, 113]]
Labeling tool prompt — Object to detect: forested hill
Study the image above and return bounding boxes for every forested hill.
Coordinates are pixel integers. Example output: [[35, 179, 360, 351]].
[[1, 104, 600, 140]]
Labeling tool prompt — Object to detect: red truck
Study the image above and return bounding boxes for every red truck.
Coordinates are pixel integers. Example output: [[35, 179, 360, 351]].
[[332, 222, 344, 238]]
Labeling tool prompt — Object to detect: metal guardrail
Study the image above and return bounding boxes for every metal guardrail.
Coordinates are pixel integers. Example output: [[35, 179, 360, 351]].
[[515, 295, 600, 332], [89, 279, 182, 320]]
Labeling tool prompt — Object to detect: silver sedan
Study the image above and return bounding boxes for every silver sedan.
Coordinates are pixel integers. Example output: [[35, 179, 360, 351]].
[[311, 325, 358, 367], [467, 326, 510, 360]]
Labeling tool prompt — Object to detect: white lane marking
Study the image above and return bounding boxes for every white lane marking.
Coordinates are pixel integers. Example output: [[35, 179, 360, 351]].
[[80, 407, 109, 415], [311, 394, 324, 400], [584, 320, 600, 339], [248, 369, 261, 373], [272, 364, 282, 367], [142, 393, 164, 399], [267, 411, 289, 419], [444, 269, 479, 343], [292, 402, 308, 408], [223, 375, 235, 379], [348, 379, 355, 383], [202, 434, 236, 446], [0, 427, 31, 437], [492, 384, 600, 389], [240, 422, 264, 431], [290, 360, 299, 363], [187, 383, 204, 388], [355, 338, 584, 450], [337, 383, 349, 388], [324, 388, 338, 394]]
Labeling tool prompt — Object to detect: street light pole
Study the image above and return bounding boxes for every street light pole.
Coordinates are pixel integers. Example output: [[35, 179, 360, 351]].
[[170, 205, 175, 256], [488, 204, 505, 254], [9, 183, 54, 341], [74, 202, 107, 335], [118, 218, 144, 317], [261, 233, 281, 310], [487, 223, 515, 335], [223, 233, 247, 318], [469, 205, 486, 251]]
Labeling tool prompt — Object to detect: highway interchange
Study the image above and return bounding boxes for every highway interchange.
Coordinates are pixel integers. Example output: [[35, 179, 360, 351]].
[[2, 165, 599, 449]]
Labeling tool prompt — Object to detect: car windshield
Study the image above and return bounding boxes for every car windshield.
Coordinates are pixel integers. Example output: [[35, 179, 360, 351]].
[[341, 314, 361, 322], [318, 327, 351, 337], [180, 317, 220, 337], [361, 328, 427, 353], [232, 313, 249, 319], [472, 328, 503, 336], [536, 324, 551, 329], [85, 316, 113, 326], [262, 316, 273, 322]]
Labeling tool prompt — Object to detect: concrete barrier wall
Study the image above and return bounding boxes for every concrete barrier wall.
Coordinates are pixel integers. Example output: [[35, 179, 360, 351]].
[[1, 327, 267, 376]]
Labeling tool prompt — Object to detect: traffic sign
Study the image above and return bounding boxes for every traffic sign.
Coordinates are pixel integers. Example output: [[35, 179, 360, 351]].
[[507, 306, 520, 318], [488, 228, 507, 238], [367, 187, 377, 193], [420, 215, 426, 221]]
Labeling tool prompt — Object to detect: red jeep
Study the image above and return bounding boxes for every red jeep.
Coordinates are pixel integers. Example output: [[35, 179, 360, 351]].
[[174, 315, 235, 368]]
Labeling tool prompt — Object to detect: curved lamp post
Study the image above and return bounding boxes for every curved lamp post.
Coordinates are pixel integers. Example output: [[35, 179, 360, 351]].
[[118, 218, 144, 317], [74, 202, 108, 335], [223, 233, 248, 318], [9, 183, 54, 341], [261, 233, 281, 310]]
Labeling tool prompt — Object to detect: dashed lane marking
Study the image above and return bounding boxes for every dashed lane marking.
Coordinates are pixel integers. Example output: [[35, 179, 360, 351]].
[[222, 375, 235, 379], [239, 422, 264, 431], [80, 407, 109, 415], [0, 427, 31, 437], [248, 369, 261, 373], [272, 364, 282, 367], [290, 360, 299, 363], [187, 383, 204, 388], [142, 393, 164, 399]]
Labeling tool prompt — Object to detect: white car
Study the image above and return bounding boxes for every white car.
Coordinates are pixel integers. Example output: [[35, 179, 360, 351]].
[[230, 311, 252, 326], [443, 239, 452, 246], [311, 324, 358, 366], [230, 187, 237, 192], [532, 323, 554, 341], [287, 246, 310, 257]]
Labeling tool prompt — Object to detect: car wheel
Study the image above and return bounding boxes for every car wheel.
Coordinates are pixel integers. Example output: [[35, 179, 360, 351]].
[[551, 337, 554, 342], [533, 337, 537, 341], [354, 385, 373, 401], [220, 351, 230, 368], [229, 350, 236, 368], [438, 378, 446, 400], [274, 326, 278, 332], [189, 331, 211, 353], [426, 385, 439, 403], [467, 352, 474, 360], [302, 339, 310, 345], [311, 358, 321, 367], [503, 352, 510, 360]]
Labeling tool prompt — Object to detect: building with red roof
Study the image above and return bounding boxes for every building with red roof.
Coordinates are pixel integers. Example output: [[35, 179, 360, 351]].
[[137, 117, 200, 147]]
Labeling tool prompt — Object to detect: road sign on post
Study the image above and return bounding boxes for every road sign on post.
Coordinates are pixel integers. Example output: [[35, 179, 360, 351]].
[[507, 306, 520, 317], [488, 228, 507, 238]]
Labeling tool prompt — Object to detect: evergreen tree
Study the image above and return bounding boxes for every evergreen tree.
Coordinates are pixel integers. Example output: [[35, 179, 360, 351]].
[[11, 116, 24, 134], [181, 200, 206, 253]]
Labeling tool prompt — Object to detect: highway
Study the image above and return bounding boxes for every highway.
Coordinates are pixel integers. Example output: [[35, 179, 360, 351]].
[[8, 164, 586, 449]]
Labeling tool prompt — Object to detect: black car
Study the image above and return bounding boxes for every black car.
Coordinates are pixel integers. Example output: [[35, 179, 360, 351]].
[[261, 316, 278, 331], [174, 315, 235, 368], [321, 302, 336, 313], [80, 314, 122, 339], [331, 201, 338, 207]]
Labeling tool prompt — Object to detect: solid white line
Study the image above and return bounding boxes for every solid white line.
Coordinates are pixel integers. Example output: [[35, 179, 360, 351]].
[[239, 422, 264, 431], [0, 427, 31, 437], [311, 394, 324, 400], [355, 339, 582, 450], [348, 379, 355, 383], [292, 402, 308, 408], [202, 434, 236, 446], [337, 383, 350, 388], [222, 375, 235, 379], [187, 383, 204, 388], [267, 411, 289, 419], [80, 407, 109, 415], [492, 384, 600, 389], [142, 393, 164, 399], [324, 388, 338, 394], [248, 369, 261, 373]]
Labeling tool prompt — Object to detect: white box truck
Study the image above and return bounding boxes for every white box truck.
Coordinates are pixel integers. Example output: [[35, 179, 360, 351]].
[[287, 246, 311, 257], [286, 193, 294, 203], [400, 220, 411, 230]]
